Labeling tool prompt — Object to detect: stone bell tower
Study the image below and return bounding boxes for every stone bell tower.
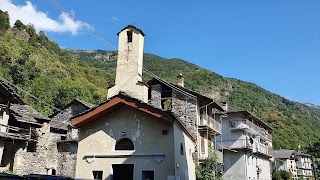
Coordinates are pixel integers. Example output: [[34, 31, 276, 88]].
[[107, 25, 148, 102]]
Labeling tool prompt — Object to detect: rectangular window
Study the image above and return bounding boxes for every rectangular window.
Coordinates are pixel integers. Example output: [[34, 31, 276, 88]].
[[200, 135, 205, 154], [93, 171, 103, 180], [127, 30, 133, 42], [142, 171, 154, 180]]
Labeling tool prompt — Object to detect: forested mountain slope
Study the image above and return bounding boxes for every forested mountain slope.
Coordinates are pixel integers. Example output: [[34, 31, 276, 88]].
[[0, 10, 319, 150], [67, 50, 320, 150]]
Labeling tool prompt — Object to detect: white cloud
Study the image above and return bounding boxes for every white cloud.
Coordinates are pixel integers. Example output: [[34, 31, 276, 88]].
[[0, 0, 91, 35], [112, 17, 119, 22]]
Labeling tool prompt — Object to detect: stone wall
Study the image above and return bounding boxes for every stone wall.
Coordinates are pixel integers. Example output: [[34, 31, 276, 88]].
[[172, 90, 197, 137], [57, 142, 77, 178], [51, 102, 89, 122], [13, 123, 77, 178], [149, 84, 162, 109]]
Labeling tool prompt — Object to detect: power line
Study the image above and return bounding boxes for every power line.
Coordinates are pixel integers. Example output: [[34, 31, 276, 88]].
[[0, 77, 78, 127], [47, 0, 196, 99], [0, 76, 63, 113]]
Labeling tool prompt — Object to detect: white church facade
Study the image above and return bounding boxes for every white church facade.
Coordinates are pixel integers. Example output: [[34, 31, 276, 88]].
[[72, 25, 197, 180]]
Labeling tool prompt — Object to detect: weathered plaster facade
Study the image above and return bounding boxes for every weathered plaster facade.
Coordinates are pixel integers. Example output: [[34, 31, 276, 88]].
[[216, 111, 273, 180], [75, 106, 195, 179], [108, 25, 148, 102]]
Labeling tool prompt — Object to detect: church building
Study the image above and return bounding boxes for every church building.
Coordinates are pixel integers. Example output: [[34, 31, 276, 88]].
[[72, 25, 197, 180]]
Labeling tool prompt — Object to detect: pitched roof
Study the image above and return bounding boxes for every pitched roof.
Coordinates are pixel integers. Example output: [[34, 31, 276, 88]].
[[10, 104, 50, 125], [296, 152, 312, 157], [0, 80, 24, 105], [147, 77, 224, 111], [49, 99, 95, 118], [117, 25, 145, 36], [49, 99, 95, 130], [273, 150, 295, 159], [71, 92, 196, 141]]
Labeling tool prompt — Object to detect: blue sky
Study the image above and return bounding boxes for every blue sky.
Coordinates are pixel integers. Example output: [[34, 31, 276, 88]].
[[1, 0, 320, 105]]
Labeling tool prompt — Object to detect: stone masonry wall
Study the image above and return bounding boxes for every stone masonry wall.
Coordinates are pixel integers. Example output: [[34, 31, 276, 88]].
[[172, 90, 197, 137], [13, 123, 77, 178], [57, 142, 77, 178], [51, 103, 89, 122], [149, 84, 162, 109]]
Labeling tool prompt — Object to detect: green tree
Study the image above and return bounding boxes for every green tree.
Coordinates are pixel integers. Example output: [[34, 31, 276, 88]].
[[0, 10, 10, 34], [194, 147, 222, 180], [14, 20, 26, 30]]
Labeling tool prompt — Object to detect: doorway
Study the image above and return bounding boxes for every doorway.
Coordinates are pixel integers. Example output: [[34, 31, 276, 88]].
[[112, 164, 134, 180]]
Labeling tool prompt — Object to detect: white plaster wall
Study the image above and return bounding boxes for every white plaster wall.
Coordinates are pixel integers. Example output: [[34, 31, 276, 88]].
[[217, 113, 244, 141], [108, 26, 148, 102], [0, 109, 9, 133], [223, 150, 246, 180], [173, 122, 196, 180], [76, 106, 176, 180]]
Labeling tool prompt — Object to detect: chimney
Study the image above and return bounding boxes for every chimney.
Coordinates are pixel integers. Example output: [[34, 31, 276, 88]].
[[222, 102, 228, 111], [177, 74, 184, 87]]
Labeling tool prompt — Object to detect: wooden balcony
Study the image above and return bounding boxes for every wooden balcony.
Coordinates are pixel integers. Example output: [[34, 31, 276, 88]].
[[0, 123, 37, 141], [216, 139, 272, 157], [198, 114, 221, 135], [229, 119, 272, 141]]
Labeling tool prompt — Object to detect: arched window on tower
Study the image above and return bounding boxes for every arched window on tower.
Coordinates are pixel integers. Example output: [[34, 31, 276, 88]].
[[115, 138, 134, 150]]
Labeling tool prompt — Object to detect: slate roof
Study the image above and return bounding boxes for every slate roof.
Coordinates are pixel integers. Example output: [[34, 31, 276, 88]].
[[296, 152, 312, 157], [117, 25, 145, 36], [10, 104, 50, 125], [0, 80, 24, 104], [49, 99, 95, 118], [273, 150, 295, 159]]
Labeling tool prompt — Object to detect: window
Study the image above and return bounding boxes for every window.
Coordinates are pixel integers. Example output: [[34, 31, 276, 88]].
[[180, 143, 184, 156], [200, 135, 205, 154], [93, 171, 103, 180], [115, 138, 134, 150], [142, 171, 154, 180], [127, 30, 133, 42], [27, 142, 36, 152]]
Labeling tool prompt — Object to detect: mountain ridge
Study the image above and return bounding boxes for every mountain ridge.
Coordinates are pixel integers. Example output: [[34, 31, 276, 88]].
[[0, 11, 319, 150]]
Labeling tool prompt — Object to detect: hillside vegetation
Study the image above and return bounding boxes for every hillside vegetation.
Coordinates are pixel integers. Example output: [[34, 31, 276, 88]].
[[0, 10, 319, 150]]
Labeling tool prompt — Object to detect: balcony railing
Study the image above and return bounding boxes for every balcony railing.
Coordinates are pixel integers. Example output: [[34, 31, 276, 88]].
[[199, 114, 221, 134], [229, 119, 272, 141], [297, 169, 313, 176], [216, 139, 272, 157], [0, 123, 36, 141]]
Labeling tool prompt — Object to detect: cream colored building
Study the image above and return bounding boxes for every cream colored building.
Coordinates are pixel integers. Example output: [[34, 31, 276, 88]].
[[273, 150, 298, 179], [296, 152, 313, 179], [71, 25, 197, 180], [216, 109, 273, 180]]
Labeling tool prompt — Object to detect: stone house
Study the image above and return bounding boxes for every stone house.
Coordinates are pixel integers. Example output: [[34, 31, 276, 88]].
[[216, 108, 273, 180], [147, 77, 224, 164], [0, 80, 81, 177]]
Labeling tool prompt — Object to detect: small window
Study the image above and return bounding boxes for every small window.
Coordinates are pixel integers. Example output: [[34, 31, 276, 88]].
[[115, 138, 134, 150], [27, 142, 36, 152], [180, 143, 184, 156], [142, 171, 154, 180], [127, 30, 133, 42], [93, 171, 103, 180]]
